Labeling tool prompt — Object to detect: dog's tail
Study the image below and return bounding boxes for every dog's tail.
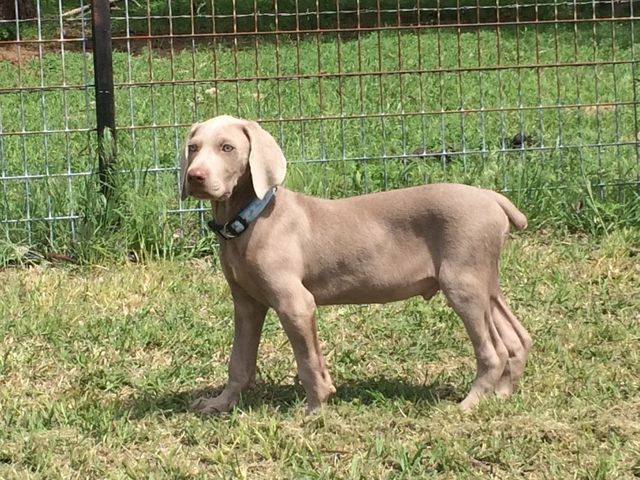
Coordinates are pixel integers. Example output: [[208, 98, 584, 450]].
[[490, 192, 528, 231]]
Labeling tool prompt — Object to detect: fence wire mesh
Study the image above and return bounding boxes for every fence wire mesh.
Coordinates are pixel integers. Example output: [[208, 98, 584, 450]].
[[0, 0, 638, 248]]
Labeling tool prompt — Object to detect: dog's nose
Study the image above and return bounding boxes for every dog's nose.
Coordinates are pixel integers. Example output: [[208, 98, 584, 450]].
[[187, 169, 206, 185]]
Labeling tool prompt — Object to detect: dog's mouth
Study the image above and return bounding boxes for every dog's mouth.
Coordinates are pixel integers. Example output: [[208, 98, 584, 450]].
[[212, 191, 232, 202], [187, 186, 232, 202], [205, 188, 232, 202]]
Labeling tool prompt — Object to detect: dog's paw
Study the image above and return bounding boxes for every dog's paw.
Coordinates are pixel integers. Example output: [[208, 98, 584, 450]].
[[459, 392, 481, 412], [189, 395, 235, 415], [305, 402, 326, 417], [493, 379, 514, 400]]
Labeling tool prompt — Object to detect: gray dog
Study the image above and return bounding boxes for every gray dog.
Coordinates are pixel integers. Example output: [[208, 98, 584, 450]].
[[180, 115, 532, 415]]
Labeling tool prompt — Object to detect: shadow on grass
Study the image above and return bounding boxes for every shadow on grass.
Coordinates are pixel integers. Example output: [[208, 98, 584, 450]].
[[122, 376, 465, 419]]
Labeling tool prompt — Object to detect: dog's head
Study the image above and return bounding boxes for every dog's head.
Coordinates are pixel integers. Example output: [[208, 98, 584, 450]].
[[179, 115, 287, 201]]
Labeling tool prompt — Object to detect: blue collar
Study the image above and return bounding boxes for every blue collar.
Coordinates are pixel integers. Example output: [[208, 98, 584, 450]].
[[207, 187, 276, 240]]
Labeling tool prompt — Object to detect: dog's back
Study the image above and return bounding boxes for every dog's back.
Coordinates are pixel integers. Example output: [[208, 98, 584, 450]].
[[277, 183, 526, 306]]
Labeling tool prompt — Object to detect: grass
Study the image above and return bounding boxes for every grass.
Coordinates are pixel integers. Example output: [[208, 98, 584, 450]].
[[1, 6, 640, 479], [1, 21, 639, 259], [0, 229, 639, 478]]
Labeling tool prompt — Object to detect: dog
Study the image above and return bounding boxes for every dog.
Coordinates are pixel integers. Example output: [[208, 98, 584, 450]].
[[180, 115, 532, 415]]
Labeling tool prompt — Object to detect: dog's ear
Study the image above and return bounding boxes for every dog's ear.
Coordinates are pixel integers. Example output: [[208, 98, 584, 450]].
[[179, 122, 199, 200], [243, 121, 287, 199]]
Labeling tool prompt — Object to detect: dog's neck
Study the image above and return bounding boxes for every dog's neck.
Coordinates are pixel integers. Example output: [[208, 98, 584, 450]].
[[210, 178, 257, 226]]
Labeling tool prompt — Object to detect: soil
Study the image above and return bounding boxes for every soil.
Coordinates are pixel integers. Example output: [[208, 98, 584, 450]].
[[0, 43, 41, 65]]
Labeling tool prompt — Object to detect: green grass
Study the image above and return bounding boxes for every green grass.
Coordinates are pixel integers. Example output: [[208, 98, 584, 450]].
[[1, 22, 639, 260], [0, 230, 639, 478]]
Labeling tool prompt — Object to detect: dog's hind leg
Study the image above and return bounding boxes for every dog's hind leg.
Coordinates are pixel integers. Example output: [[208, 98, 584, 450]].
[[441, 272, 509, 410], [491, 291, 532, 399]]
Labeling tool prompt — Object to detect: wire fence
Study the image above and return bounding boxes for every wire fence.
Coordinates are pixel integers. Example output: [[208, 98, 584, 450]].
[[0, 0, 638, 248]]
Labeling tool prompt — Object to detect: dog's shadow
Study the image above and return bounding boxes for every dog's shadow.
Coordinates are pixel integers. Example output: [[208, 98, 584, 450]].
[[122, 377, 465, 420]]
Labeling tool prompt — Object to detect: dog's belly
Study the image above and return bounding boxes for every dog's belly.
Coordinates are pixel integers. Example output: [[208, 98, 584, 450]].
[[306, 252, 440, 306], [312, 277, 440, 305]]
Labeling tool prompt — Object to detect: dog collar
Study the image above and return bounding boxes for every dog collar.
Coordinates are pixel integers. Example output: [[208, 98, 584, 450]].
[[207, 187, 276, 240]]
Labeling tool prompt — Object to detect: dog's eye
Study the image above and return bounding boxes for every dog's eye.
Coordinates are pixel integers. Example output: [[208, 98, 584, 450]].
[[222, 144, 234, 153], [188, 144, 198, 153]]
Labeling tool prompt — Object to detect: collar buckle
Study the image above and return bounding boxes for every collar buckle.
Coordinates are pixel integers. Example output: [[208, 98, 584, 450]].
[[211, 217, 248, 240], [207, 188, 276, 240]]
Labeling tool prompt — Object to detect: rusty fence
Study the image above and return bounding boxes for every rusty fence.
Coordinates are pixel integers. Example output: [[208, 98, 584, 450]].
[[0, 0, 638, 248]]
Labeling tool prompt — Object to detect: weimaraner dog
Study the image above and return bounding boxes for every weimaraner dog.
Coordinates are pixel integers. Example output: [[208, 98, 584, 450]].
[[181, 115, 532, 415]]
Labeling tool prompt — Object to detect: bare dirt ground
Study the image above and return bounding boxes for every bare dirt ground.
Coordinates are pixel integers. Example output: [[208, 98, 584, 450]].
[[0, 43, 41, 64]]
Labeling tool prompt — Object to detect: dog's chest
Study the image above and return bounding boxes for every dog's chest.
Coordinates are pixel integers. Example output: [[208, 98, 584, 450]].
[[219, 246, 269, 302]]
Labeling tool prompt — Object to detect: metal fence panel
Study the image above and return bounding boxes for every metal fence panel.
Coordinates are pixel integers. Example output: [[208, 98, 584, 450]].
[[1, 0, 97, 245], [0, 0, 638, 247]]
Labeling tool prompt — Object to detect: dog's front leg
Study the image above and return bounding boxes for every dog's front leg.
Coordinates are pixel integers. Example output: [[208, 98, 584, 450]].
[[274, 285, 336, 415], [190, 291, 268, 415]]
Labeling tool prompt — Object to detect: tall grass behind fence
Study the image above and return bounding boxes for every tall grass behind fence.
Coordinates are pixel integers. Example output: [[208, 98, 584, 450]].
[[0, 0, 639, 259]]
